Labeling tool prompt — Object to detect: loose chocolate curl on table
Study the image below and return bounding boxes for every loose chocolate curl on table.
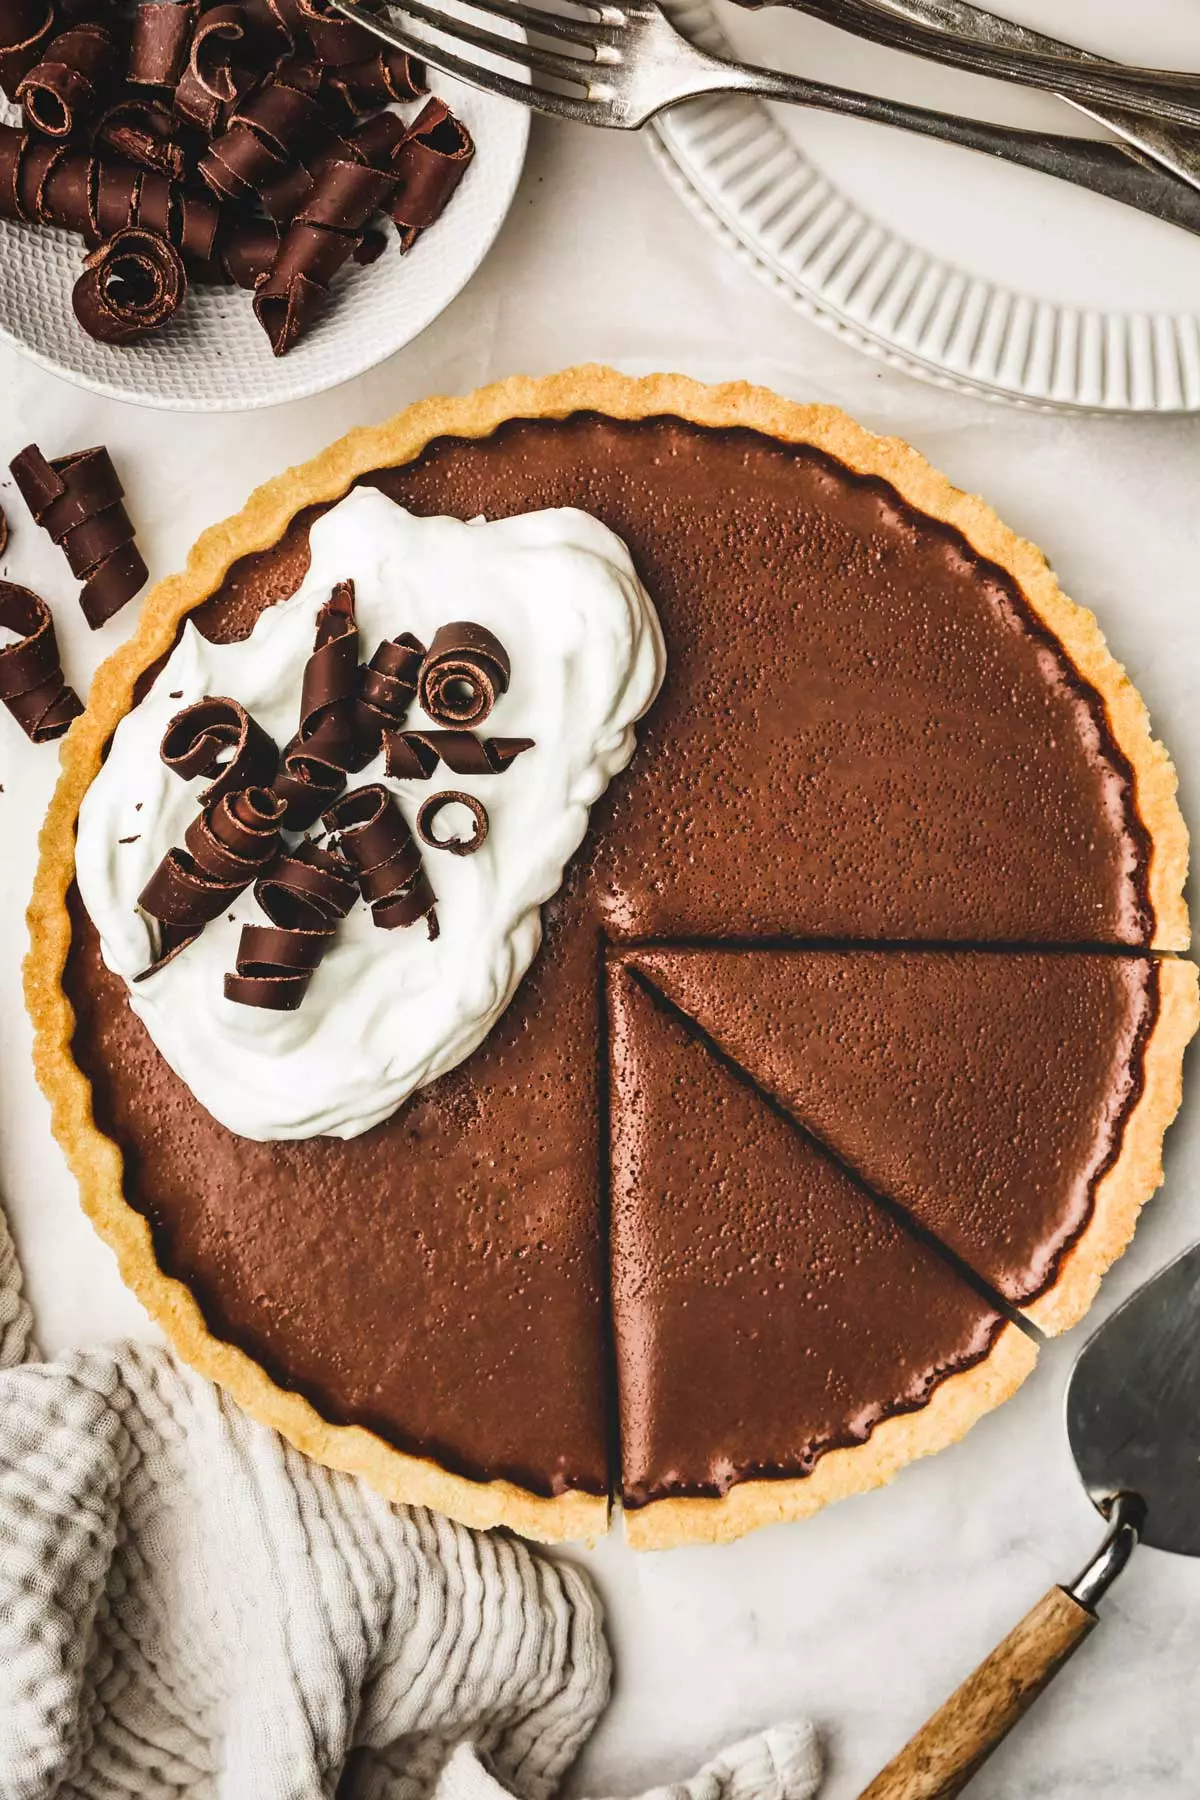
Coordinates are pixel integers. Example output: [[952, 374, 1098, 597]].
[[353, 629, 423, 761], [417, 621, 511, 728], [0, 580, 83, 742], [225, 836, 358, 1010], [160, 695, 279, 803], [9, 442, 148, 629], [137, 783, 287, 978], [271, 579, 359, 826], [384, 729, 533, 780], [416, 789, 488, 857], [73, 225, 187, 343], [323, 781, 439, 937], [0, 0, 56, 101], [390, 97, 473, 253]]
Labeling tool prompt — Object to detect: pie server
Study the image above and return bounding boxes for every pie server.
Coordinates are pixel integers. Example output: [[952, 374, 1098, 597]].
[[860, 1237, 1200, 1799]]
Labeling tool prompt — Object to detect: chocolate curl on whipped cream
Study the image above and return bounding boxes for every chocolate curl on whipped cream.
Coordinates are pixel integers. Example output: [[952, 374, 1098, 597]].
[[0, 0, 55, 101], [384, 729, 533, 781], [10, 442, 149, 629], [352, 630, 423, 762], [129, 2, 197, 90], [136, 783, 287, 978], [161, 694, 279, 804], [416, 789, 488, 858], [198, 62, 326, 205], [389, 97, 473, 253], [225, 837, 357, 1010], [16, 22, 121, 140], [417, 621, 510, 728], [253, 144, 395, 354], [73, 226, 188, 343], [323, 782, 438, 937], [0, 581, 83, 743], [271, 579, 359, 827]]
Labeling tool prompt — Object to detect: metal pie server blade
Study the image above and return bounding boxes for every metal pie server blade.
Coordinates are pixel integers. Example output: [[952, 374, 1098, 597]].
[[859, 1241, 1200, 1798], [1067, 1236, 1200, 1558]]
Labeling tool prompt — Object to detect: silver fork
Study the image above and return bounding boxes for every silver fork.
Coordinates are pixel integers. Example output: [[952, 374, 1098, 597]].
[[790, 0, 1200, 195], [328, 0, 1200, 239]]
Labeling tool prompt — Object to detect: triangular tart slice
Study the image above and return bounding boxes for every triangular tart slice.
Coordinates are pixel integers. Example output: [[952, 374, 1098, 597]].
[[626, 948, 1199, 1334], [607, 966, 1036, 1549]]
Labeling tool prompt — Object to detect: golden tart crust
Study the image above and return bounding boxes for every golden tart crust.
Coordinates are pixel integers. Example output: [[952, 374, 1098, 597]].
[[26, 367, 1196, 1546]]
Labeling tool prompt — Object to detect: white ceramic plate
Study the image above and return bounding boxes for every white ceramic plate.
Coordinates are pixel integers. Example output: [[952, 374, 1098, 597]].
[[0, 76, 527, 412], [651, 0, 1200, 411]]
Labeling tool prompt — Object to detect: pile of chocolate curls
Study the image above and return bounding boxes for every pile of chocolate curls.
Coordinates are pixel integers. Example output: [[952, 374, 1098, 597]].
[[0, 0, 474, 352]]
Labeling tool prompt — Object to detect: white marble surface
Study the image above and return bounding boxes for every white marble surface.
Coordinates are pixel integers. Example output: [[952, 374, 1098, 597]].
[[1, 115, 1198, 1800]]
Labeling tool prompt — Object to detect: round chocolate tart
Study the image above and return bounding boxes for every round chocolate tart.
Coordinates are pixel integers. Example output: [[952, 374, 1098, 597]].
[[28, 368, 1199, 1548]]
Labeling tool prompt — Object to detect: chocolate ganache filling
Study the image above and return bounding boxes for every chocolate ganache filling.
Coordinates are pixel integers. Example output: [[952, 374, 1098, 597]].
[[66, 413, 1160, 1504]]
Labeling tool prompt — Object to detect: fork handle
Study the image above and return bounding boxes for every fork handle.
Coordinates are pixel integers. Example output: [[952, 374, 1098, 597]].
[[709, 68, 1200, 236], [742, 0, 1200, 131], [797, 0, 1200, 195]]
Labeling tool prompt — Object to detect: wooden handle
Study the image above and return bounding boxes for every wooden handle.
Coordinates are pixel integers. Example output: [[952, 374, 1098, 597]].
[[858, 1586, 1096, 1800]]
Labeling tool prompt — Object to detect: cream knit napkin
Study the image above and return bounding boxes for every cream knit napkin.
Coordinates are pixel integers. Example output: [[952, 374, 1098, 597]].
[[0, 1199, 821, 1800]]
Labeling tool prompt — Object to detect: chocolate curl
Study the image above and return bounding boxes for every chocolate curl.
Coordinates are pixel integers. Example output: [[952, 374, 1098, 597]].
[[160, 694, 279, 805], [417, 621, 510, 728], [271, 579, 359, 828], [18, 24, 122, 141], [136, 783, 286, 978], [352, 630, 423, 763], [198, 66, 325, 205], [9, 443, 149, 630], [384, 730, 533, 781], [208, 212, 279, 286], [0, 500, 7, 558], [0, 124, 229, 270], [266, 0, 384, 67], [253, 149, 394, 355], [390, 97, 473, 253], [258, 101, 404, 225], [326, 45, 424, 115], [323, 782, 438, 937], [129, 1, 197, 89], [0, 581, 83, 743], [174, 3, 255, 133], [95, 98, 188, 180], [73, 227, 188, 344], [225, 838, 357, 1010], [0, 0, 56, 102], [416, 790, 488, 858]]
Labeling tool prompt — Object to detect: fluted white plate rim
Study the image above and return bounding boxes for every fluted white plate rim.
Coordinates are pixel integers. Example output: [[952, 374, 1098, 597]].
[[0, 81, 528, 414], [649, 0, 1200, 415]]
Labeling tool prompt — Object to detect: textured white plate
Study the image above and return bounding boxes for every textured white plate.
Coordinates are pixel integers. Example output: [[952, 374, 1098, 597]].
[[0, 77, 527, 412], [651, 0, 1200, 411]]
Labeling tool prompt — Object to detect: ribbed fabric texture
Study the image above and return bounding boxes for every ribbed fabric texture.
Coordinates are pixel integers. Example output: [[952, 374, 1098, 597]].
[[0, 1198, 820, 1800]]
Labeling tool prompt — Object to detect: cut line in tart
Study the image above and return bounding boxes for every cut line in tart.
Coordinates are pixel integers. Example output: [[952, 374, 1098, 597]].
[[26, 366, 1198, 1547]]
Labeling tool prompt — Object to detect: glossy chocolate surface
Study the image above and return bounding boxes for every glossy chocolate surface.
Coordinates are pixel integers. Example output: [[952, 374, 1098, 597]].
[[628, 948, 1160, 1307], [608, 966, 1005, 1505], [65, 413, 1156, 1500]]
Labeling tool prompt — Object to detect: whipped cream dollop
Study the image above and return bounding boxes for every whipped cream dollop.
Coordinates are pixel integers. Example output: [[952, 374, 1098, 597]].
[[77, 487, 666, 1141]]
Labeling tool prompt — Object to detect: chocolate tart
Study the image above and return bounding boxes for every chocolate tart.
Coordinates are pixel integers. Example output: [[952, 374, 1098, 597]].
[[27, 367, 1198, 1547]]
